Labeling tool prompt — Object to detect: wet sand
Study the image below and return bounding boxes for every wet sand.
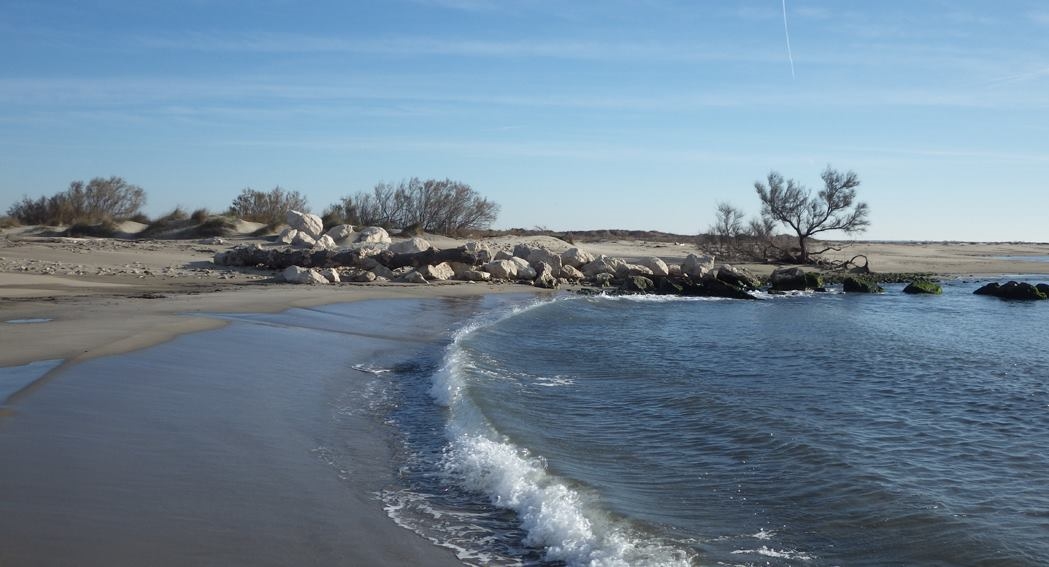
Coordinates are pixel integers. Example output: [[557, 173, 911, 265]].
[[0, 298, 513, 566]]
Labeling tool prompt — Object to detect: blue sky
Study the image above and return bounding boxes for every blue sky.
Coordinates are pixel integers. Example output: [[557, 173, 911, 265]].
[[2, 0, 1047, 241]]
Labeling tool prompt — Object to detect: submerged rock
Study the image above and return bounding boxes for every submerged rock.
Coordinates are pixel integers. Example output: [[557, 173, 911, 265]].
[[974, 280, 1047, 300], [770, 267, 823, 291], [903, 280, 942, 295], [843, 276, 884, 293]]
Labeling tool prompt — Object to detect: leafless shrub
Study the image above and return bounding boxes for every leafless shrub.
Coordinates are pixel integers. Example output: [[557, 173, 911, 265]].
[[7, 177, 146, 225], [228, 187, 308, 227], [331, 178, 499, 235], [190, 208, 210, 223]]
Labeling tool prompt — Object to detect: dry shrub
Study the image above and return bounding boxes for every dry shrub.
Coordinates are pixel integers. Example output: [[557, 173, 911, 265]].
[[7, 177, 146, 226], [228, 187, 308, 227]]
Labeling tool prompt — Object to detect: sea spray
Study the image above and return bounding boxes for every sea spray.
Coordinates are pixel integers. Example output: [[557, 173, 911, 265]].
[[429, 297, 694, 567]]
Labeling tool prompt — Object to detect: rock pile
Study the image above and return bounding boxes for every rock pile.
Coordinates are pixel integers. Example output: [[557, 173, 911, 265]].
[[974, 281, 1049, 300]]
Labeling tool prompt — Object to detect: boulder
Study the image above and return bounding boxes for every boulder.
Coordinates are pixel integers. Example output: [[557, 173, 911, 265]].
[[681, 254, 715, 279], [992, 280, 1046, 300], [582, 255, 624, 278], [843, 276, 883, 293], [459, 269, 492, 282], [533, 262, 558, 289], [352, 270, 377, 283], [420, 262, 455, 281], [291, 231, 317, 248], [494, 249, 515, 261], [325, 224, 355, 243], [615, 263, 654, 279], [973, 282, 1000, 296], [622, 276, 654, 293], [282, 266, 328, 285], [318, 267, 341, 283], [389, 236, 432, 255], [398, 270, 428, 284], [512, 243, 535, 260], [285, 210, 324, 239], [769, 267, 823, 291], [355, 226, 392, 245], [277, 227, 298, 245], [561, 247, 595, 269], [594, 273, 615, 287], [700, 278, 756, 300], [360, 258, 395, 279], [903, 280, 942, 295], [464, 241, 493, 264], [637, 257, 670, 277], [527, 248, 563, 277], [483, 259, 518, 280], [314, 234, 338, 250], [561, 264, 585, 281], [715, 264, 761, 290]]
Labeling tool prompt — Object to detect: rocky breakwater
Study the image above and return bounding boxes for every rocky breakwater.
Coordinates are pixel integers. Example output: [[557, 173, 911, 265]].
[[212, 232, 772, 300]]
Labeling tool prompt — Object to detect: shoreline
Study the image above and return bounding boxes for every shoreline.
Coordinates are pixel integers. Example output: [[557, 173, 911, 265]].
[[0, 294, 536, 566]]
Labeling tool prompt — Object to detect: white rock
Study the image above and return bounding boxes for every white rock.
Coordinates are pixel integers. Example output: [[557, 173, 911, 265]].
[[314, 234, 337, 250], [682, 253, 715, 279], [282, 266, 328, 285], [389, 236, 432, 255], [285, 210, 324, 239], [355, 226, 392, 245], [494, 250, 515, 261], [616, 263, 654, 278], [527, 248, 563, 277], [399, 270, 428, 284], [637, 257, 670, 277], [420, 262, 455, 281], [292, 231, 317, 248], [483, 259, 518, 280], [561, 247, 595, 269], [278, 227, 298, 245], [325, 224, 355, 243], [319, 267, 341, 283], [464, 241, 493, 264], [582, 255, 625, 278], [561, 264, 584, 281], [352, 271, 377, 283]]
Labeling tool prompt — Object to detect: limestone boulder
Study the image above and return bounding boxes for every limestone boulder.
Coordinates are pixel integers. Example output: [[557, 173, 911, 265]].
[[314, 235, 338, 250], [285, 210, 324, 239], [512, 243, 535, 260], [528, 248, 563, 277], [282, 266, 327, 285], [399, 270, 428, 284], [464, 241, 493, 264], [291, 231, 317, 248], [277, 227, 298, 245], [390, 236, 432, 255], [420, 262, 455, 281], [561, 247, 595, 269], [616, 263, 654, 279], [561, 264, 584, 281], [318, 267, 341, 283], [582, 255, 625, 278], [533, 262, 558, 289], [483, 259, 518, 280], [637, 257, 670, 277], [355, 227, 392, 245], [622, 276, 654, 293], [325, 224, 355, 243], [494, 249, 515, 262], [681, 254, 715, 280]]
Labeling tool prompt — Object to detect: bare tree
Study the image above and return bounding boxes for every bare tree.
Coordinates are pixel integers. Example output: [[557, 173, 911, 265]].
[[754, 166, 869, 263], [228, 187, 308, 226], [707, 202, 746, 256]]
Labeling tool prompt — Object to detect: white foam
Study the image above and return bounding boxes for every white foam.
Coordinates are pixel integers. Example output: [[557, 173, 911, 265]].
[[429, 298, 693, 567], [732, 545, 814, 560]]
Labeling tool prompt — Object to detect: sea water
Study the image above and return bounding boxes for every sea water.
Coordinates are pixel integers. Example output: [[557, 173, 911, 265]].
[[382, 281, 1049, 566]]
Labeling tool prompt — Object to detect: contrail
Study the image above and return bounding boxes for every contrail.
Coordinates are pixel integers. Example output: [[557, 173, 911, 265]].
[[781, 0, 795, 80]]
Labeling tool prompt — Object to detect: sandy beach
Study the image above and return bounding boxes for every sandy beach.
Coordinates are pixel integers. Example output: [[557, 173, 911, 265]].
[[3, 227, 1049, 565]]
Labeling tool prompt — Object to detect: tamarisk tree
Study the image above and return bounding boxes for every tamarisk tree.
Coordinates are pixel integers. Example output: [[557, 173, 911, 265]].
[[754, 166, 870, 263]]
